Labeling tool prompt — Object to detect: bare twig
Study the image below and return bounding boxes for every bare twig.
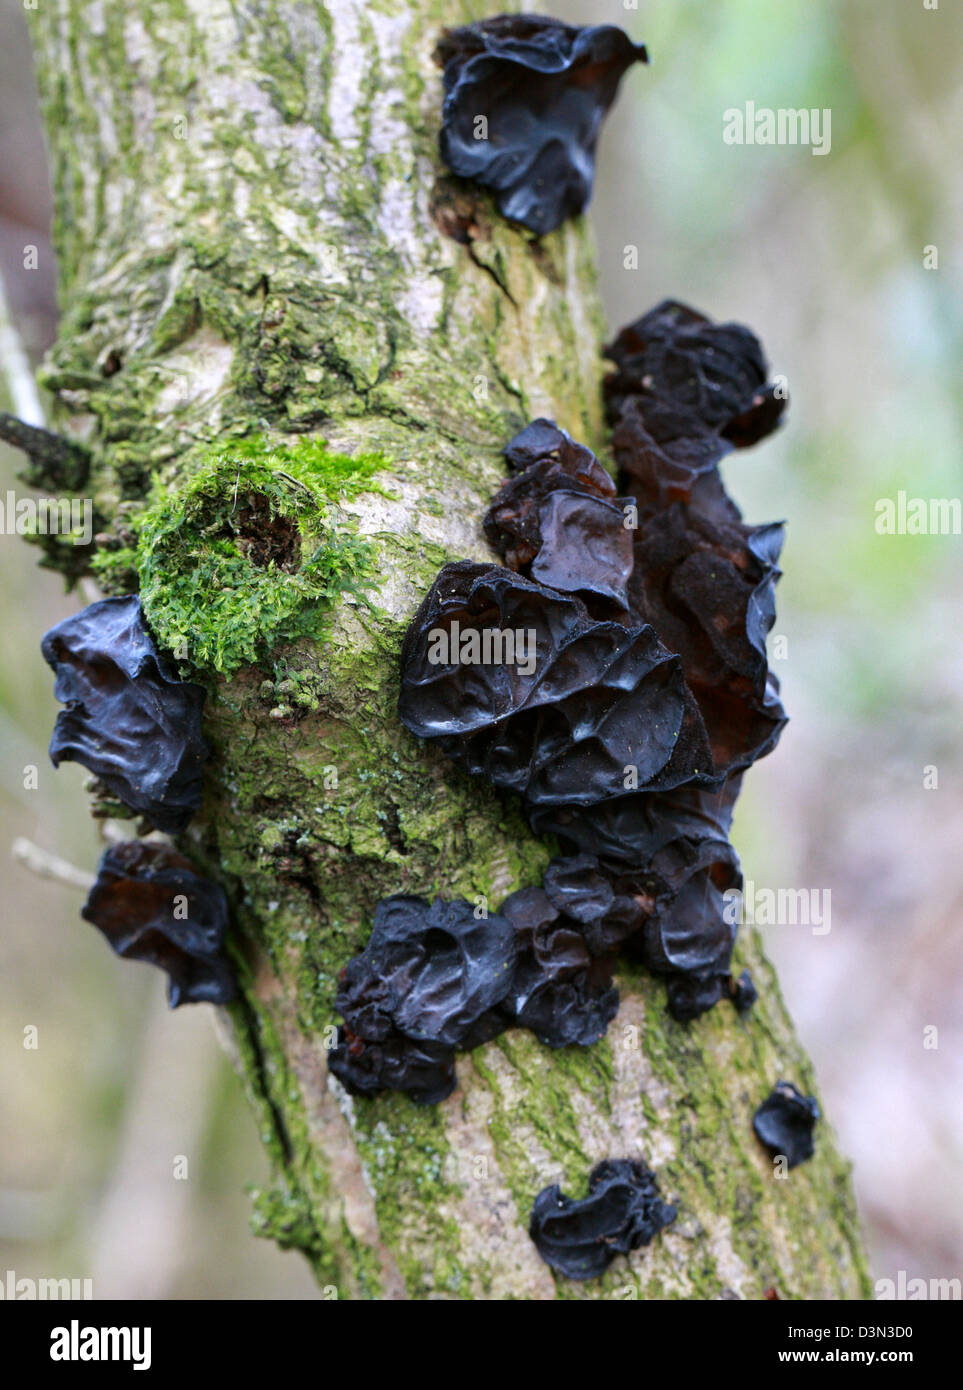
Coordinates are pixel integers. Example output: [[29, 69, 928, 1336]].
[[11, 836, 95, 891], [0, 265, 44, 426]]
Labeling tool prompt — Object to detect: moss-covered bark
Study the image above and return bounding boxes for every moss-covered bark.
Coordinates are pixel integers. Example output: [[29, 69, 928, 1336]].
[[28, 0, 870, 1299]]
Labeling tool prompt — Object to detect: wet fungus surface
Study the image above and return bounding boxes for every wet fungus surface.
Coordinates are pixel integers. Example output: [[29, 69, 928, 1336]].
[[81, 840, 236, 1007], [437, 16, 648, 236], [396, 300, 788, 1052], [753, 1082, 820, 1169], [41, 595, 208, 834], [604, 299, 787, 449], [529, 1158, 676, 1280]]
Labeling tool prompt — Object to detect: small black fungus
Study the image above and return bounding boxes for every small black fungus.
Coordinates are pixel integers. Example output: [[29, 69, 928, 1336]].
[[604, 299, 787, 448], [730, 968, 758, 1013], [529, 1158, 676, 1280], [531, 782, 743, 1021], [437, 16, 648, 236], [335, 895, 516, 1049], [753, 1081, 820, 1169], [398, 560, 712, 808], [81, 840, 236, 1007], [328, 896, 518, 1103], [484, 420, 634, 613], [328, 1026, 457, 1107], [41, 595, 209, 834]]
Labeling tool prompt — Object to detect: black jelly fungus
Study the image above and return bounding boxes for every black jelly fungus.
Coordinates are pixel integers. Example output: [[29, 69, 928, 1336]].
[[753, 1081, 820, 1168], [485, 420, 634, 613], [437, 16, 648, 236], [81, 840, 236, 1007], [398, 298, 789, 1033], [328, 895, 516, 1102], [328, 1026, 457, 1107], [335, 895, 516, 1049], [398, 560, 712, 808], [604, 299, 787, 448], [730, 968, 758, 1013], [41, 595, 208, 834], [529, 1158, 676, 1280]]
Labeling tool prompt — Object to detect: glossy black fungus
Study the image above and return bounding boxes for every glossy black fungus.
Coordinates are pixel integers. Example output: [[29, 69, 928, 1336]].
[[664, 971, 728, 1023], [532, 783, 742, 1022], [530, 1158, 676, 1280], [500, 884, 620, 1047], [530, 776, 740, 870], [41, 596, 208, 834], [437, 16, 647, 236], [335, 895, 516, 1049], [0, 410, 90, 490], [753, 1082, 820, 1168], [542, 854, 643, 955], [328, 1026, 457, 1106], [611, 397, 737, 522], [730, 968, 758, 1013], [484, 420, 634, 613], [627, 506, 787, 779], [604, 299, 787, 448], [399, 294, 788, 1033], [398, 561, 714, 807], [81, 840, 236, 1007]]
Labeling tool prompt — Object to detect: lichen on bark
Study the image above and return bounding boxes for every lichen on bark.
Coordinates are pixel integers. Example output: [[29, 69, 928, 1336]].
[[26, 0, 870, 1299]]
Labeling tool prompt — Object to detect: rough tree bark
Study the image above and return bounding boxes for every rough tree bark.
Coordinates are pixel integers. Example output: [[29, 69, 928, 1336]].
[[27, 0, 869, 1299]]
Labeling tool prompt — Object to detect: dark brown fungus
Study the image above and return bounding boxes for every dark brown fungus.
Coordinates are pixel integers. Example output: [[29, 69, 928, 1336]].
[[730, 968, 758, 1013], [627, 507, 787, 779], [530, 1158, 676, 1280], [437, 16, 647, 236], [81, 840, 235, 1007], [753, 1082, 820, 1168], [485, 420, 635, 613], [611, 397, 737, 521], [327, 896, 515, 1103], [604, 299, 787, 447], [41, 595, 208, 834], [532, 783, 743, 1021]]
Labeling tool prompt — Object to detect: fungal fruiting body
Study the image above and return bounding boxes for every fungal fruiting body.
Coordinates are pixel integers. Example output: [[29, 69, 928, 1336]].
[[399, 323, 788, 1027], [437, 16, 648, 236], [529, 1159, 676, 1279], [753, 1082, 820, 1168], [41, 594, 208, 833], [81, 840, 236, 1007], [603, 299, 788, 448]]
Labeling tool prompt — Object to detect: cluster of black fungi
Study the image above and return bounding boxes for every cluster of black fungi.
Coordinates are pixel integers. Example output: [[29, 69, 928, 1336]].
[[333, 296, 788, 1100], [40, 594, 235, 1007], [21, 13, 825, 1283]]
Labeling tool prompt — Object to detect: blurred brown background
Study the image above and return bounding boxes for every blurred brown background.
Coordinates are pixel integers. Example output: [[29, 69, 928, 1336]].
[[1, 0, 960, 1298]]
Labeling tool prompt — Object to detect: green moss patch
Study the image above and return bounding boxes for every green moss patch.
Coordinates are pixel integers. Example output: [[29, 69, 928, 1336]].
[[135, 436, 389, 674]]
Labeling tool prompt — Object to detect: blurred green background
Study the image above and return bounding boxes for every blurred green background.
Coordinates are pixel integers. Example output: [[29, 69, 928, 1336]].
[[1, 0, 960, 1297]]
